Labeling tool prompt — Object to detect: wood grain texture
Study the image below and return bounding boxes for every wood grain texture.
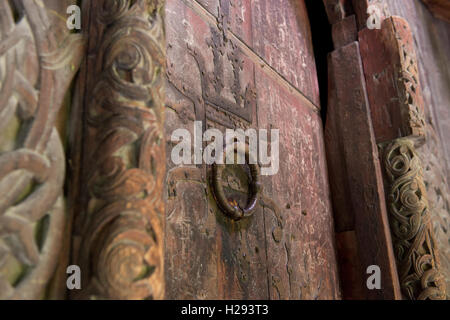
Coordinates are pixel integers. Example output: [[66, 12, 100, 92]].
[[383, 2, 450, 295], [164, 0, 340, 299], [331, 15, 358, 49], [71, 0, 166, 300], [365, 0, 450, 296], [165, 0, 267, 299], [351, 0, 390, 30], [0, 0, 84, 299], [252, 0, 320, 106], [257, 66, 341, 300], [421, 0, 450, 23], [359, 16, 427, 144], [322, 0, 353, 24], [195, 0, 321, 106], [325, 41, 401, 299]]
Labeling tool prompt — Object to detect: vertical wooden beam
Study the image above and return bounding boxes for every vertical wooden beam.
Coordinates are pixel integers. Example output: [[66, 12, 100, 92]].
[[359, 17, 426, 145], [325, 41, 402, 299], [71, 0, 166, 300], [359, 15, 446, 300], [351, 0, 390, 30]]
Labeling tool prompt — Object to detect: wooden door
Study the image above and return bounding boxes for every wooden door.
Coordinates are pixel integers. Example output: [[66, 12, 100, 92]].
[[164, 0, 341, 299]]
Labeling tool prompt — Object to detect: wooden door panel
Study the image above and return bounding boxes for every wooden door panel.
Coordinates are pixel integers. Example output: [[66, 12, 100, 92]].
[[165, 0, 267, 299], [256, 68, 340, 299], [252, 0, 320, 106], [164, 0, 341, 299], [195, 0, 320, 106], [196, 0, 254, 45]]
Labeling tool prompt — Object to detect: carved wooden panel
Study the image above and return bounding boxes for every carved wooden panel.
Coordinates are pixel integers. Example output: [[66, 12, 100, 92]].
[[0, 0, 84, 299], [344, 2, 449, 299], [382, 138, 446, 299], [71, 0, 166, 300], [384, 0, 450, 296]]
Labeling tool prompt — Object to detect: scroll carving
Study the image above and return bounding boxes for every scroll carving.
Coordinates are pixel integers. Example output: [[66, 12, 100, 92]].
[[0, 1, 84, 299], [396, 43, 426, 140], [383, 139, 446, 300], [73, 0, 166, 300]]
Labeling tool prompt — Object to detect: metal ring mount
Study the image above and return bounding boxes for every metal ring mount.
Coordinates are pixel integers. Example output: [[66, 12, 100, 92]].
[[212, 143, 261, 221]]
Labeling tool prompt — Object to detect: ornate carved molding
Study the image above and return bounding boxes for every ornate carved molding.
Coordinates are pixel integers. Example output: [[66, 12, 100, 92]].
[[72, 0, 166, 300], [395, 34, 426, 141], [383, 138, 446, 300], [0, 1, 84, 299]]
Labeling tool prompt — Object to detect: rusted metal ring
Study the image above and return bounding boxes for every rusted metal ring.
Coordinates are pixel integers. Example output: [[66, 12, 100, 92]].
[[212, 143, 261, 221]]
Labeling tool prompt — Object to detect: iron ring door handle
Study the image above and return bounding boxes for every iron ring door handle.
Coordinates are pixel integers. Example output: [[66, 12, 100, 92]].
[[212, 143, 261, 221]]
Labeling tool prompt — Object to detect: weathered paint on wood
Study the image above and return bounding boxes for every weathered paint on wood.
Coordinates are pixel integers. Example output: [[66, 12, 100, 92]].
[[325, 41, 402, 300], [164, 0, 340, 299], [332, 15, 358, 49], [71, 0, 166, 300], [383, 1, 450, 295], [359, 17, 426, 145], [256, 66, 341, 299]]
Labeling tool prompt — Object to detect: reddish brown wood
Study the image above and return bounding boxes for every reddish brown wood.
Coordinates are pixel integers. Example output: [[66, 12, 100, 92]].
[[323, 0, 353, 24], [164, 0, 341, 299], [351, 0, 389, 30], [335, 231, 364, 300], [325, 41, 402, 299], [385, 0, 450, 296], [71, 0, 166, 300], [359, 17, 426, 144], [421, 0, 450, 23], [252, 0, 320, 106], [164, 0, 267, 299], [332, 15, 358, 49], [256, 66, 340, 299]]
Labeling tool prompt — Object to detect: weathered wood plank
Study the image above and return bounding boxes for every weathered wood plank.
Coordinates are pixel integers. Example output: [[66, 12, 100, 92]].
[[382, 2, 450, 294], [421, 0, 450, 23], [164, 0, 268, 299], [252, 0, 320, 106], [332, 15, 358, 49], [256, 66, 341, 300], [359, 17, 426, 145], [325, 41, 402, 299], [322, 0, 353, 24]]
